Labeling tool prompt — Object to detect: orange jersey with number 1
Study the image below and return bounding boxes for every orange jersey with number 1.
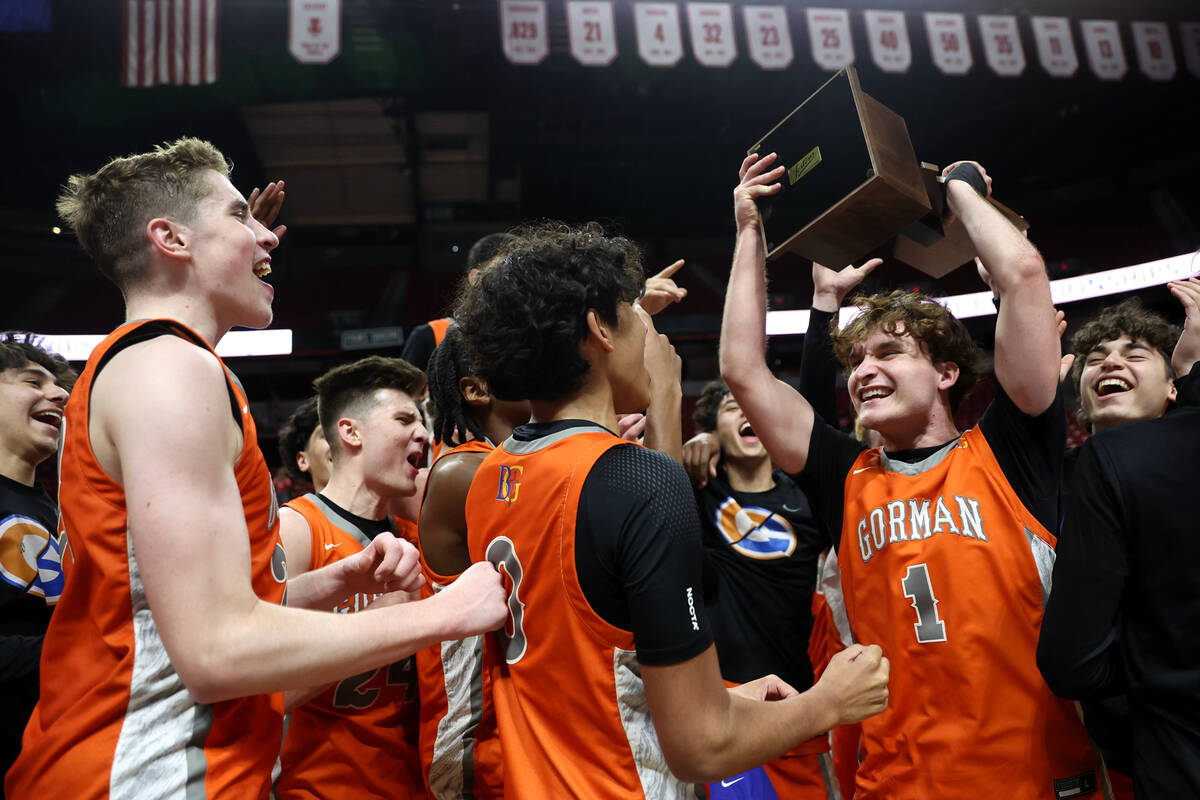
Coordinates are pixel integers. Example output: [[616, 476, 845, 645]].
[[6, 319, 287, 800], [465, 426, 704, 799], [832, 427, 1096, 800], [276, 494, 422, 800], [415, 439, 504, 799]]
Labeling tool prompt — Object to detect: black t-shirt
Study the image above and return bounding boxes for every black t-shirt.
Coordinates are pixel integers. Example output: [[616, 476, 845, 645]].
[[400, 322, 440, 373], [0, 474, 61, 779], [511, 421, 714, 668], [798, 383, 1065, 550], [1039, 407, 1200, 797], [694, 471, 825, 688]]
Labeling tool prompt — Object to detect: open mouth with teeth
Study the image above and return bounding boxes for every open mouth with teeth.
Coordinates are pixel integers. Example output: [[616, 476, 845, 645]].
[[406, 450, 424, 470], [253, 260, 272, 278], [1095, 377, 1132, 397], [32, 410, 62, 430], [859, 388, 892, 403], [738, 422, 757, 441]]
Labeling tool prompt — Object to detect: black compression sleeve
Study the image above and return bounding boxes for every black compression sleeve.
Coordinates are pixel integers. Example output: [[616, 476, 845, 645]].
[[800, 308, 840, 424], [795, 420, 865, 553], [576, 445, 714, 666]]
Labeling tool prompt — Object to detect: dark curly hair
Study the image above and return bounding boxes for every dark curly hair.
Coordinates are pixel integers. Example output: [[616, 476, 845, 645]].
[[832, 290, 982, 413], [1070, 298, 1178, 429], [277, 396, 321, 482], [0, 333, 76, 392], [452, 222, 644, 403], [693, 379, 731, 434], [426, 326, 487, 448], [467, 232, 519, 271]]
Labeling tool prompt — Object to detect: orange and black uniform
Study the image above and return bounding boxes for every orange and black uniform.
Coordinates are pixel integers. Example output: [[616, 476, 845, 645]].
[[799, 386, 1099, 800], [277, 493, 422, 800], [416, 439, 503, 799], [466, 421, 711, 799], [401, 317, 453, 374], [6, 319, 287, 800]]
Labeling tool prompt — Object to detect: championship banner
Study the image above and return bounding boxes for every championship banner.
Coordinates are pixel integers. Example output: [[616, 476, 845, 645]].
[[500, 0, 548, 65], [289, 0, 339, 64], [1030, 16, 1077, 78], [925, 12, 971, 75], [978, 15, 1024, 77], [686, 3, 736, 67], [1131, 21, 1176, 81], [864, 10, 911, 73], [1182, 22, 1200, 79], [1081, 19, 1126, 80], [743, 5, 792, 70], [634, 2, 683, 67], [567, 1, 617, 66], [122, 0, 219, 87], [805, 8, 853, 71]]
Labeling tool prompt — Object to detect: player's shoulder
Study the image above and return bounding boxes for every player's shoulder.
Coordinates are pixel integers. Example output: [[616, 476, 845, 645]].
[[588, 443, 690, 496]]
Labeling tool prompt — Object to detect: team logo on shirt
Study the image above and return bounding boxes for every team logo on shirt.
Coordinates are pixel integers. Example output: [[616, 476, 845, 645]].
[[0, 514, 64, 602], [714, 499, 797, 560], [496, 465, 524, 505]]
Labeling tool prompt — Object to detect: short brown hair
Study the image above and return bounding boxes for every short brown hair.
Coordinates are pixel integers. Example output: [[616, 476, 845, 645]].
[[0, 333, 76, 392], [57, 138, 230, 289], [692, 379, 731, 433], [832, 290, 982, 412], [1070, 298, 1178, 429], [314, 356, 426, 454]]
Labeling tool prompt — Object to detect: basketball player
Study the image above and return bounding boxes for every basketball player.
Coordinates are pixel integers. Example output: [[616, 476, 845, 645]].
[[277, 396, 332, 494], [6, 138, 506, 799], [276, 355, 431, 799], [415, 325, 530, 799], [453, 223, 890, 797], [0, 335, 74, 786], [720, 153, 1098, 799]]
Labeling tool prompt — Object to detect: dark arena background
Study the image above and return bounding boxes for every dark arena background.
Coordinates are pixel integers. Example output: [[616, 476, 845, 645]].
[[3, 0, 1199, 474]]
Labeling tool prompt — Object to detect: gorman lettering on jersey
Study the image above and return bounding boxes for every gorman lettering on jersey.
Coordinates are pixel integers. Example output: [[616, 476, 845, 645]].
[[496, 465, 524, 505], [856, 493, 987, 564]]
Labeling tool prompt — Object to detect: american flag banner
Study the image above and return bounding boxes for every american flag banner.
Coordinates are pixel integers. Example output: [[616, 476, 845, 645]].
[[121, 0, 219, 87]]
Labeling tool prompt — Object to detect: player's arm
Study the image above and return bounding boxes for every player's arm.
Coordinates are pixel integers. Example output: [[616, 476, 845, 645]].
[[1037, 438, 1127, 699], [803, 259, 881, 422], [418, 453, 484, 578], [945, 162, 1059, 415], [643, 643, 888, 783], [93, 337, 506, 703], [278, 505, 313, 581], [1169, 277, 1200, 379], [720, 153, 818, 474], [638, 305, 683, 463]]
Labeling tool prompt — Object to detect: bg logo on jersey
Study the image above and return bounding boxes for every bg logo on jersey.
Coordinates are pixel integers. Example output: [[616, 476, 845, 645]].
[[496, 465, 524, 505], [714, 499, 797, 559]]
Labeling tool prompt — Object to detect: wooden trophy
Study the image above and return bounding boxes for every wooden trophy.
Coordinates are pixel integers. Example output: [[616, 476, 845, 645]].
[[749, 65, 1027, 277]]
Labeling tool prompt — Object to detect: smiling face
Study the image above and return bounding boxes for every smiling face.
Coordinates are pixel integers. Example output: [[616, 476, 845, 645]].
[[713, 392, 767, 464], [847, 325, 959, 447], [1078, 335, 1176, 433], [184, 170, 279, 332], [353, 388, 429, 499], [0, 362, 69, 477]]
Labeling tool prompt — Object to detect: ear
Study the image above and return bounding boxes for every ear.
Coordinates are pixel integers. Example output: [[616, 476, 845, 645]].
[[586, 309, 616, 353], [935, 360, 960, 393], [295, 451, 310, 474], [146, 217, 190, 262], [459, 376, 491, 407], [1168, 381, 1178, 405], [336, 417, 361, 450]]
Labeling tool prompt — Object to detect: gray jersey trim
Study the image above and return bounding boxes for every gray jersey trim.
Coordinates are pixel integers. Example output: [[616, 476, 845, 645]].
[[429, 578, 486, 800], [501, 424, 613, 455], [879, 437, 960, 476], [1023, 525, 1056, 608], [301, 492, 395, 550], [111, 530, 212, 800], [820, 549, 856, 648], [612, 648, 705, 800]]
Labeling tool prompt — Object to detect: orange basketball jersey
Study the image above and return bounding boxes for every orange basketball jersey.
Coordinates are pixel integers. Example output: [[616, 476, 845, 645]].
[[276, 494, 422, 800], [828, 427, 1097, 800], [465, 426, 704, 799], [416, 439, 504, 799], [6, 319, 286, 800]]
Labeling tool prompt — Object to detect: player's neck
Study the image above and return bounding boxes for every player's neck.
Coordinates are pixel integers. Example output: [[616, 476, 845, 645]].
[[124, 292, 225, 349], [878, 409, 960, 452], [320, 471, 389, 521], [0, 448, 37, 487], [723, 455, 775, 493], [528, 385, 619, 435]]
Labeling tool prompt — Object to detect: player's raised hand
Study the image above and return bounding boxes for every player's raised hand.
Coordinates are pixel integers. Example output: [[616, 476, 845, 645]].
[[814, 643, 890, 725], [1055, 309, 1075, 384], [437, 561, 509, 637], [731, 673, 799, 703], [1169, 276, 1200, 378], [812, 258, 883, 312], [640, 259, 688, 315], [682, 432, 720, 488], [341, 532, 425, 596], [735, 152, 785, 232], [248, 180, 287, 241], [636, 304, 682, 395]]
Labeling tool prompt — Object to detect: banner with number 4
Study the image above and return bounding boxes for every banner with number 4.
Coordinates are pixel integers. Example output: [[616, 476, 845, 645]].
[[864, 10, 911, 73], [499, 0, 548, 65], [567, 1, 617, 66], [743, 5, 792, 70], [634, 3, 683, 67]]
